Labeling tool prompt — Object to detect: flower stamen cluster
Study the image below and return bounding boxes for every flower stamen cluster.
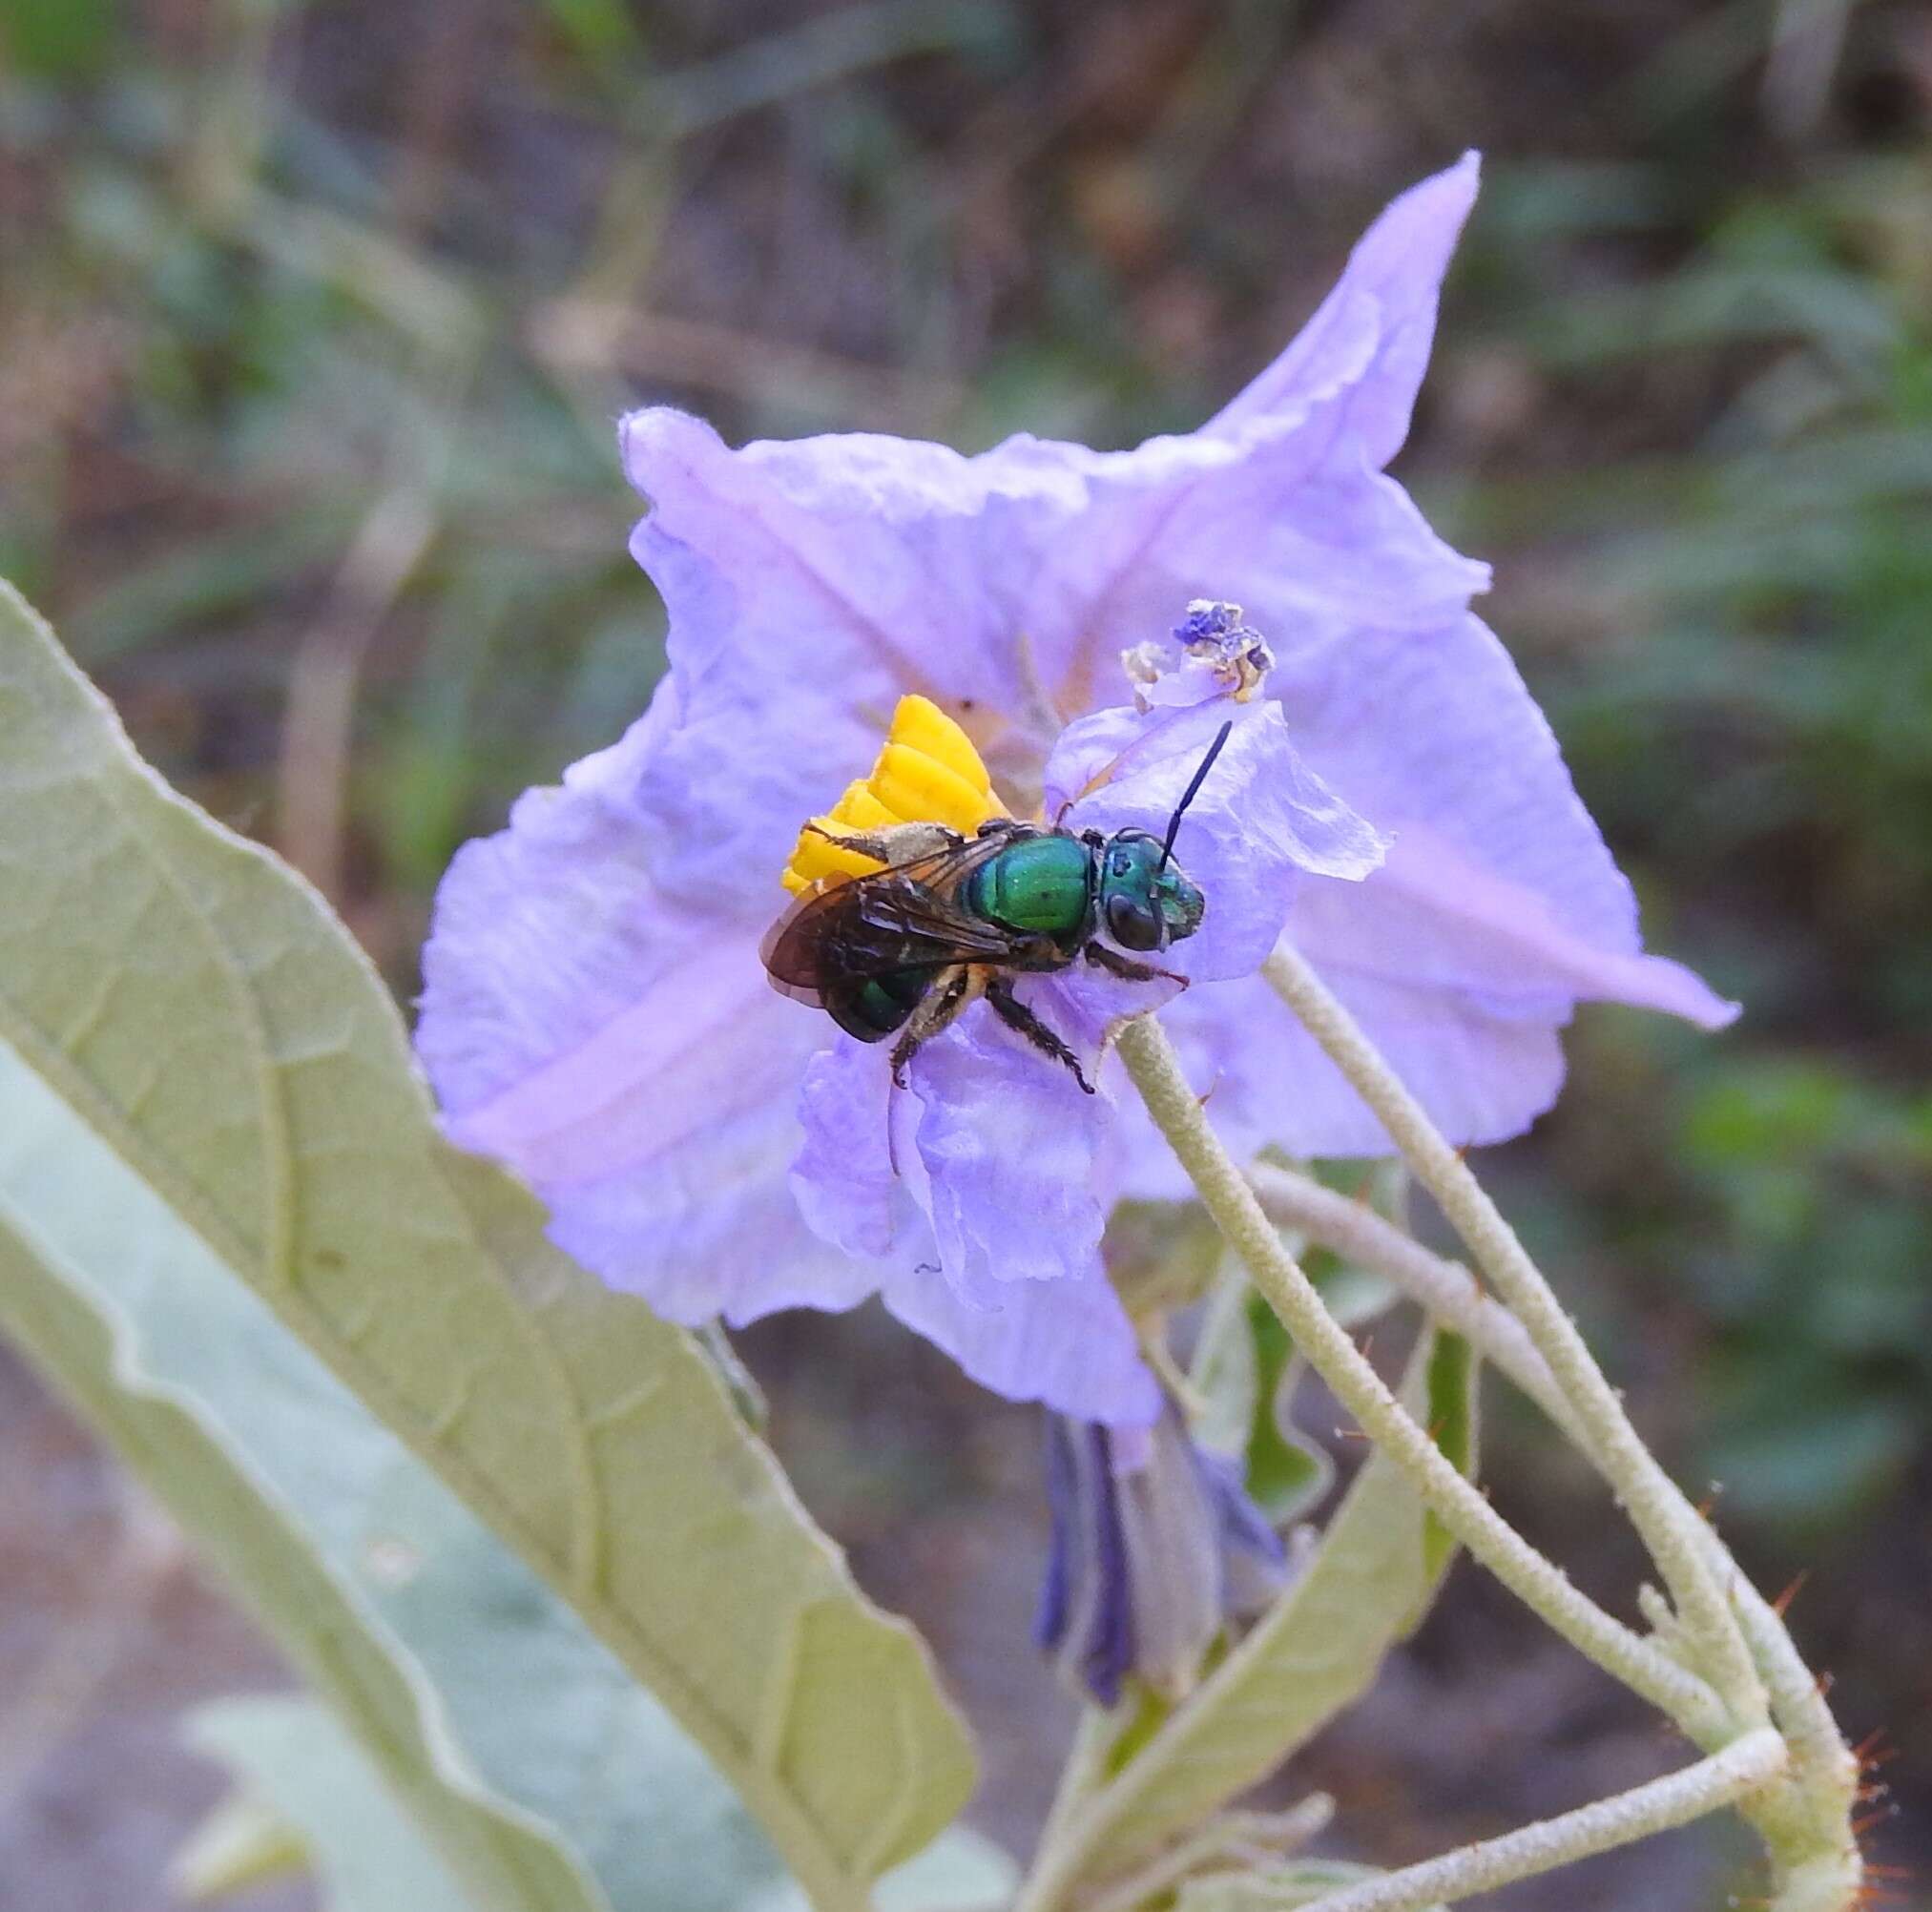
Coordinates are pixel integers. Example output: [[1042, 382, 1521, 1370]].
[[781, 696, 1007, 894]]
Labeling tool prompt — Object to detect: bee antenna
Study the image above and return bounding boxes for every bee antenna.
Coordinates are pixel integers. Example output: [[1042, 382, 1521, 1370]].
[[1157, 720, 1234, 870]]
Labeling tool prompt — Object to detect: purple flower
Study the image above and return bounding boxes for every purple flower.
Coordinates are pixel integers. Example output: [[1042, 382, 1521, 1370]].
[[1036, 1406, 1290, 1707], [416, 152, 1735, 1430]]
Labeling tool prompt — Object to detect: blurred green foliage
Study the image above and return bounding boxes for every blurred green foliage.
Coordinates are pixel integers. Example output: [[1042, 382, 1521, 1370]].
[[1, 0, 1927, 1791], [1445, 130, 1932, 1534]]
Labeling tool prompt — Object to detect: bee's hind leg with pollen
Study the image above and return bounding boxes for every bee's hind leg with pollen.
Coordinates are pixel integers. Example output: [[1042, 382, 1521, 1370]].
[[804, 820, 962, 866], [985, 978, 1095, 1094], [890, 964, 983, 1088]]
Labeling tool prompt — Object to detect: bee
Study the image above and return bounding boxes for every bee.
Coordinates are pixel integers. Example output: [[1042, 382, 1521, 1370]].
[[761, 722, 1232, 1092]]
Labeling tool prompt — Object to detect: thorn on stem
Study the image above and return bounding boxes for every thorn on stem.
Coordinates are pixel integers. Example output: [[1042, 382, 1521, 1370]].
[[1854, 1728, 1899, 1771]]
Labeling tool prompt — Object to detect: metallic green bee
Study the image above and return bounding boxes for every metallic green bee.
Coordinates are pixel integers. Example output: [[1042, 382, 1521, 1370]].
[[761, 722, 1232, 1092]]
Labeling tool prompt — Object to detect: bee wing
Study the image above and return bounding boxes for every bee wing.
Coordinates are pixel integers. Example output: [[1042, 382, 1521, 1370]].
[[760, 837, 1025, 1007], [759, 877, 864, 1008]]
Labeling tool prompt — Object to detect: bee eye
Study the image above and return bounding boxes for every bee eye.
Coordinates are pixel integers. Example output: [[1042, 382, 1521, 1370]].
[[1105, 892, 1164, 952]]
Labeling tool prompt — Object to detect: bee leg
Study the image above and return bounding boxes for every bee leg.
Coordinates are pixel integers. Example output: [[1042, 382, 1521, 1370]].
[[985, 979, 1095, 1094], [806, 821, 962, 865], [890, 965, 981, 1088], [1085, 942, 1190, 988]]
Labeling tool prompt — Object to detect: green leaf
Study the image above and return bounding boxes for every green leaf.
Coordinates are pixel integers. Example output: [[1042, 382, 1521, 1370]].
[[747, 1828, 1019, 1912], [180, 1695, 476, 1912], [1422, 1333, 1480, 1587], [0, 577, 975, 1909], [1191, 1261, 1262, 1457], [0, 1031, 862, 1910], [1227, 1160, 1413, 1526], [1057, 1329, 1474, 1881], [1191, 1266, 1332, 1524], [0, 1055, 611, 1912], [0, 0, 114, 77], [1175, 1860, 1446, 1911]]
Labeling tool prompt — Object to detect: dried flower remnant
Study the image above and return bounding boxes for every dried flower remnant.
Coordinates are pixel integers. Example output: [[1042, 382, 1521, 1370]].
[[1037, 1405, 1290, 1707]]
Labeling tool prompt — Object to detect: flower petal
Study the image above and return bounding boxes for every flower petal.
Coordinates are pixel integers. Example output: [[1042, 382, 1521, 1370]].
[[879, 1257, 1160, 1428], [790, 1036, 920, 1264], [1035, 1418, 1133, 1706], [1208, 151, 1482, 467], [417, 710, 872, 1323], [1048, 698, 1387, 981], [1293, 824, 1739, 1029], [622, 407, 1157, 869], [1132, 967, 1570, 1168], [543, 1122, 879, 1326], [613, 160, 1490, 917], [1087, 607, 1736, 1170], [909, 1007, 1114, 1296], [786, 1010, 1160, 1424], [417, 699, 676, 1116], [1275, 610, 1738, 1020]]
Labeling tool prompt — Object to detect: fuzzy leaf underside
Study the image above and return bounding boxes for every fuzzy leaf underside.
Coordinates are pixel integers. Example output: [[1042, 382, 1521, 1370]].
[[180, 1694, 1019, 1912], [0, 1104, 599, 1912], [180, 1695, 480, 1912], [0, 578, 975, 1909]]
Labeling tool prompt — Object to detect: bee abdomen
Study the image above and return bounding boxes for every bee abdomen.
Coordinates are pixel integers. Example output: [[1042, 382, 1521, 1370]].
[[832, 968, 930, 1042]]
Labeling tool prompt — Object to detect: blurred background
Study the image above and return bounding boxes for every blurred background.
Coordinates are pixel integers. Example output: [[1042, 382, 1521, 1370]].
[[1, 0, 1928, 1906]]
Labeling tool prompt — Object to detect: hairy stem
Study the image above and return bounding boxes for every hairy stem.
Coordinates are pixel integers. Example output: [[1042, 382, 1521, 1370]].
[[1033, 1703, 1124, 1864], [1113, 1016, 1725, 1738], [1260, 946, 1766, 1729], [1249, 1133, 1861, 1906], [1246, 1161, 1583, 1444], [1080, 1796, 1335, 1912], [1285, 1728, 1789, 1912]]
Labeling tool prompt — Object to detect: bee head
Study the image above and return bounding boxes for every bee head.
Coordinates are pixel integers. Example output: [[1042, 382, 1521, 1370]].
[[1094, 717, 1229, 952], [1099, 831, 1206, 952]]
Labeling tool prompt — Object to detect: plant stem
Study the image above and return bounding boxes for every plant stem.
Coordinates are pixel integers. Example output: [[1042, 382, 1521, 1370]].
[[1033, 1703, 1124, 1864], [1283, 1728, 1789, 1912], [1248, 1143, 1861, 1907], [1246, 1161, 1583, 1444], [1112, 1015, 1726, 1739], [1079, 1796, 1334, 1912], [1260, 946, 1766, 1730]]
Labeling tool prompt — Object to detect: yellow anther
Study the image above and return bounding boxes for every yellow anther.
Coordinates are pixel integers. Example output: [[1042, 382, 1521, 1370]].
[[782, 819, 883, 894], [779, 695, 1006, 894], [827, 780, 897, 831], [886, 695, 995, 797], [869, 743, 990, 838]]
